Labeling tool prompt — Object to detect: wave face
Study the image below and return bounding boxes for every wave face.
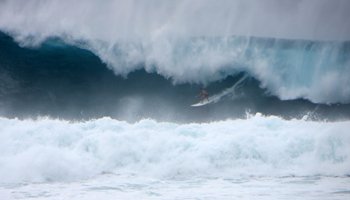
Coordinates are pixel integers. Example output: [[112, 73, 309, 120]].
[[0, 0, 350, 104], [0, 115, 349, 184]]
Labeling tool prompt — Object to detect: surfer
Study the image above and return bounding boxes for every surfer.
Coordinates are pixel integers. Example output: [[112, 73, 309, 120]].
[[198, 88, 209, 102]]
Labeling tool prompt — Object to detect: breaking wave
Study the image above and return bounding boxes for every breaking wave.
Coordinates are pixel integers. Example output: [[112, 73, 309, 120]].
[[1, 0, 350, 104]]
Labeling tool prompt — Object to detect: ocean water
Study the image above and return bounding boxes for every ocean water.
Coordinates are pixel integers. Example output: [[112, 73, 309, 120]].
[[0, 0, 350, 199], [2, 175, 350, 200]]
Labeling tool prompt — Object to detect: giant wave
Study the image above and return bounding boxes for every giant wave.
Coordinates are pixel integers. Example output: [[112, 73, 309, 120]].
[[1, 31, 350, 122], [2, 32, 350, 105], [0, 0, 350, 105]]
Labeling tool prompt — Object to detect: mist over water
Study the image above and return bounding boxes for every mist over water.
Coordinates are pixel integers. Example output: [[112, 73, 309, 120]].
[[1, 0, 350, 41]]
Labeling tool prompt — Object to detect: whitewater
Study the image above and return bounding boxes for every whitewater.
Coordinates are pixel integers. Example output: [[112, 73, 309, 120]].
[[0, 114, 350, 199], [1, 0, 350, 199]]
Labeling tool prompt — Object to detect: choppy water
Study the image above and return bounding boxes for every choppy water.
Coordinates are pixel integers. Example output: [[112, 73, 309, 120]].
[[1, 174, 350, 200]]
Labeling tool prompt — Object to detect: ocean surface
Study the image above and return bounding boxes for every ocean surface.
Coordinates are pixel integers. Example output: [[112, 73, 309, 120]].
[[0, 0, 350, 199]]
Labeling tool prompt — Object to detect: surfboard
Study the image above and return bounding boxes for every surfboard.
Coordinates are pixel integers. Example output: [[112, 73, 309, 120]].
[[191, 99, 211, 107]]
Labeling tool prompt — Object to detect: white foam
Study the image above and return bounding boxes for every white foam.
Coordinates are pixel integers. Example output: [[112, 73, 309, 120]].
[[0, 115, 349, 184]]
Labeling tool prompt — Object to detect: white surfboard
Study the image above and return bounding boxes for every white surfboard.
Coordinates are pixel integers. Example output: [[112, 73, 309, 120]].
[[191, 99, 211, 107]]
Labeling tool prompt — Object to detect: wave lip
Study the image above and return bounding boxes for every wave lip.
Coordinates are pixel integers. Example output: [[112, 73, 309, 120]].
[[0, 114, 349, 184]]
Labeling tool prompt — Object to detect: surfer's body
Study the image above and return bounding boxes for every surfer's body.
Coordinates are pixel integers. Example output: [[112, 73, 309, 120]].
[[199, 89, 209, 102]]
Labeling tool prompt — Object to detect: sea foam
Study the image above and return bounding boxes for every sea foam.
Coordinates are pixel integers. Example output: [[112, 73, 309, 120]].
[[0, 114, 349, 184]]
